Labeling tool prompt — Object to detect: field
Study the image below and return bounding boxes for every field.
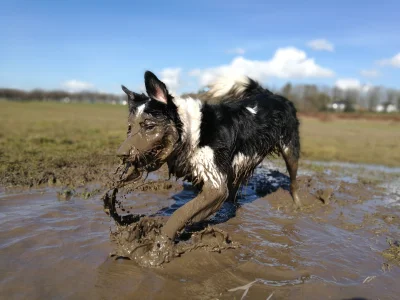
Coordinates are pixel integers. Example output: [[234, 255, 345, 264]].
[[0, 100, 125, 187], [1, 100, 399, 188], [1, 100, 400, 299], [300, 115, 400, 167]]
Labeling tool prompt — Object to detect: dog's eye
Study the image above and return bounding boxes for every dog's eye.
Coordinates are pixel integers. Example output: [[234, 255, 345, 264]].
[[144, 123, 155, 131], [140, 121, 156, 131]]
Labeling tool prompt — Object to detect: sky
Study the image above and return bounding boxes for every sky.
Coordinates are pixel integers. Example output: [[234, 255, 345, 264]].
[[1, 0, 400, 95]]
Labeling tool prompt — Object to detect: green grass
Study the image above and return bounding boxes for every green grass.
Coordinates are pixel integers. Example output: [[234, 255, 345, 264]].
[[300, 117, 400, 167], [1, 100, 399, 187]]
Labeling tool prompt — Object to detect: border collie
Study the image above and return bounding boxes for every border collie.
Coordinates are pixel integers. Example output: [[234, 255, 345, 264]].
[[116, 71, 301, 243]]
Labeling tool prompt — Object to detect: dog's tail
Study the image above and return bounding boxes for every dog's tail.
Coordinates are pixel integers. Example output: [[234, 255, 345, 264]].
[[206, 74, 270, 101]]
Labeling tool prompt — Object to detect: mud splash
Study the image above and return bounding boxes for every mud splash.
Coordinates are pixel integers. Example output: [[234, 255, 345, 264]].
[[109, 219, 236, 267], [102, 187, 237, 267]]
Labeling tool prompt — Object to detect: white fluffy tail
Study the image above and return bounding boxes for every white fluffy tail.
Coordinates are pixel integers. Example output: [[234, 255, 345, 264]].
[[207, 75, 251, 98]]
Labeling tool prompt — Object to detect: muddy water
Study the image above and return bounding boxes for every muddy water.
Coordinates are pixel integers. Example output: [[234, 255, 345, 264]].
[[1, 163, 400, 300]]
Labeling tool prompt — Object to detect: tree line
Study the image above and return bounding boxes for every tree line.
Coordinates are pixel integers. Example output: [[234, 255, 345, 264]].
[[182, 83, 400, 113], [0, 88, 123, 103], [2, 82, 400, 112], [277, 83, 400, 112]]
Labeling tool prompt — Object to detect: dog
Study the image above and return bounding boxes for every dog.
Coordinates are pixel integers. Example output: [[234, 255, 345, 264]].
[[117, 71, 301, 244]]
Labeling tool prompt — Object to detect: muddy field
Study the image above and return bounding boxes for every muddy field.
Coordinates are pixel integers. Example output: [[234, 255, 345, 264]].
[[1, 101, 400, 299], [1, 101, 400, 191], [1, 161, 399, 300]]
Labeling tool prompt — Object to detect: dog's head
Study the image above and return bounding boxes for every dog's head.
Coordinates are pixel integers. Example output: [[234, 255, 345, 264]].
[[116, 71, 180, 185]]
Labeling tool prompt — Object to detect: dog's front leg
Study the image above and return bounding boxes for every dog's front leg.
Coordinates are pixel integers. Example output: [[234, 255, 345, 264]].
[[162, 182, 229, 241]]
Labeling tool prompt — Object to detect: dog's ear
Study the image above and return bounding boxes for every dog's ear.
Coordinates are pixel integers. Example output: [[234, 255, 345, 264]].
[[121, 85, 134, 98], [121, 85, 139, 110], [144, 71, 169, 104]]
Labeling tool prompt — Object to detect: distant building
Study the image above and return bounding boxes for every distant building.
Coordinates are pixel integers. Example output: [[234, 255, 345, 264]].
[[327, 100, 353, 112], [111, 97, 127, 105], [375, 102, 398, 113]]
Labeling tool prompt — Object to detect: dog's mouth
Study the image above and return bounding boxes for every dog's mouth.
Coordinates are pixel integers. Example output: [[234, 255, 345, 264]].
[[114, 146, 167, 188], [114, 157, 160, 187], [114, 161, 142, 187], [120, 162, 142, 182]]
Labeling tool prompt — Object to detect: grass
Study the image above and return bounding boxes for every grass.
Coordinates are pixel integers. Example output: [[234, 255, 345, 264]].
[[300, 117, 400, 167], [0, 100, 127, 187], [1, 100, 399, 187]]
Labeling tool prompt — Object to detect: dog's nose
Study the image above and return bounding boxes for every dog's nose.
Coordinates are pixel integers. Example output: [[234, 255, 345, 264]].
[[116, 144, 131, 159]]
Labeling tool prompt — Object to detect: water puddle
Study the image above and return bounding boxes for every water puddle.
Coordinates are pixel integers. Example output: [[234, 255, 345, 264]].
[[1, 162, 399, 299]]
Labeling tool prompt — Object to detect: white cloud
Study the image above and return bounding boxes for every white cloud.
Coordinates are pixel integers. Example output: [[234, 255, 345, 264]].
[[159, 68, 182, 93], [360, 69, 380, 78], [307, 39, 334, 52], [189, 47, 335, 87], [61, 80, 95, 92], [188, 69, 202, 77], [226, 47, 246, 55], [335, 78, 371, 93], [377, 53, 400, 68]]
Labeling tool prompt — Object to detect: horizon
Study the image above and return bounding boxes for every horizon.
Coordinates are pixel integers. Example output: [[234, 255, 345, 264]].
[[1, 0, 400, 95]]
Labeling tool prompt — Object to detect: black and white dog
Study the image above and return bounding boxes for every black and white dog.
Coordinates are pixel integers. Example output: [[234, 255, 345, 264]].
[[117, 71, 301, 243]]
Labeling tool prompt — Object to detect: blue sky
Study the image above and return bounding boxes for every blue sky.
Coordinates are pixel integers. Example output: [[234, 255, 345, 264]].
[[1, 0, 400, 94]]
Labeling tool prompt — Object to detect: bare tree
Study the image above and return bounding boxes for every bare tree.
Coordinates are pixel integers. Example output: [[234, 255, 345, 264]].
[[367, 87, 380, 111]]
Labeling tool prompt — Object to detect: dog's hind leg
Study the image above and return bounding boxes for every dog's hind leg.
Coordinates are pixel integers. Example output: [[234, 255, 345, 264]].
[[281, 140, 302, 208], [225, 180, 240, 203]]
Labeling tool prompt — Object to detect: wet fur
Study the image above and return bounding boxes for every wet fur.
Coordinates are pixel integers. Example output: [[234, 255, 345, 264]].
[[119, 71, 301, 240], [140, 76, 300, 193]]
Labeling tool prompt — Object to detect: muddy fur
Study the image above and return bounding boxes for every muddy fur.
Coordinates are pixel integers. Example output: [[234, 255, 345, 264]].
[[114, 71, 302, 245]]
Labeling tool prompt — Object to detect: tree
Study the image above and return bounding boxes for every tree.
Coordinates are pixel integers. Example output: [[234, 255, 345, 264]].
[[387, 89, 398, 105], [281, 82, 292, 99], [367, 87, 380, 111], [316, 92, 332, 111], [302, 84, 319, 112], [397, 94, 400, 109], [343, 89, 360, 112], [332, 86, 344, 101]]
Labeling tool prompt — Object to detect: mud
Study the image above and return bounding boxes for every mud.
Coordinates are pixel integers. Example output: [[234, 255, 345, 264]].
[[102, 183, 237, 267], [109, 218, 236, 267], [1, 161, 400, 299], [382, 238, 400, 266], [1, 158, 117, 189]]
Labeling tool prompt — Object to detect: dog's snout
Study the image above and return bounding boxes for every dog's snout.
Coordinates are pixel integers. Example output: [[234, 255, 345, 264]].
[[116, 143, 131, 159], [116, 140, 140, 161]]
